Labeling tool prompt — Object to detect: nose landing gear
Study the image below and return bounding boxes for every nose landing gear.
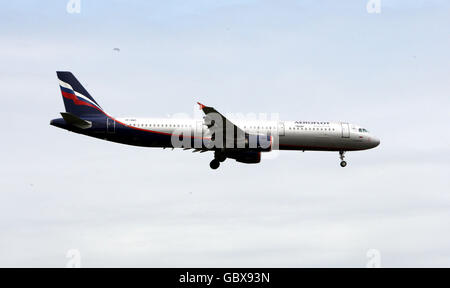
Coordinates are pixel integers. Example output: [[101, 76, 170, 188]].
[[339, 151, 347, 167]]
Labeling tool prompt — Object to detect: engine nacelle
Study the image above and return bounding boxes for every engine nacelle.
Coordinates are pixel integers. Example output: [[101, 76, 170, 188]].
[[226, 150, 261, 164], [244, 134, 272, 152]]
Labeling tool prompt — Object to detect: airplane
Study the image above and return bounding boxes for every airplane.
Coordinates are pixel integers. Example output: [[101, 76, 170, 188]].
[[50, 72, 380, 169]]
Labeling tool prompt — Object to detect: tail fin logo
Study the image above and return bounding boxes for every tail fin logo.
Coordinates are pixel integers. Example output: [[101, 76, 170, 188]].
[[59, 80, 102, 111]]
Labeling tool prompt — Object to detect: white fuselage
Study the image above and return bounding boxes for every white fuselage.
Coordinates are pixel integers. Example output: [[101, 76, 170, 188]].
[[116, 117, 380, 151]]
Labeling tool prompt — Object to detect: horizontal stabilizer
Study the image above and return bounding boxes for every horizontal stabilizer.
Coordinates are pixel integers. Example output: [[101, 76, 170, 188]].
[[60, 112, 92, 129]]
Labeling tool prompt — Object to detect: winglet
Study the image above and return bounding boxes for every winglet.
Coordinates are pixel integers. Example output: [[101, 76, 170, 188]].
[[197, 102, 206, 110]]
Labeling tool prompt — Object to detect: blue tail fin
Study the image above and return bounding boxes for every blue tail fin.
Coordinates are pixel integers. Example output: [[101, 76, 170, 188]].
[[57, 71, 104, 117]]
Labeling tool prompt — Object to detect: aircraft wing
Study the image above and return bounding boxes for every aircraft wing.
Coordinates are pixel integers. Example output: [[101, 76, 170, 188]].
[[197, 102, 247, 147], [197, 102, 245, 133]]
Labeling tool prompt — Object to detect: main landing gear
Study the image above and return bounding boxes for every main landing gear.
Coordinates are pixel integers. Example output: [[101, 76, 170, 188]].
[[339, 151, 347, 168], [210, 159, 220, 170], [210, 151, 227, 170]]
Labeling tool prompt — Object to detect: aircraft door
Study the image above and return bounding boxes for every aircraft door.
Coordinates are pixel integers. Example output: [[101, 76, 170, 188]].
[[341, 122, 350, 138], [107, 118, 115, 134], [278, 121, 285, 136]]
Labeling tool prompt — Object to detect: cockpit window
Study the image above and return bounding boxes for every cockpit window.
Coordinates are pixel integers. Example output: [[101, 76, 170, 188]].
[[359, 128, 369, 133]]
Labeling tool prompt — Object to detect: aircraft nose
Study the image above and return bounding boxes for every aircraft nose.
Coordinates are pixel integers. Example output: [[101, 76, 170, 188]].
[[370, 136, 380, 148]]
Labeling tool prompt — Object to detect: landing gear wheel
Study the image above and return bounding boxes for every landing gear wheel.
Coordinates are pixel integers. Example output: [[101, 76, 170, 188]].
[[339, 151, 347, 167], [210, 159, 220, 170]]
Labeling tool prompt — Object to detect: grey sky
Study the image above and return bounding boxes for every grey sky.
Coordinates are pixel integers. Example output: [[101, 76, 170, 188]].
[[0, 0, 449, 267]]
